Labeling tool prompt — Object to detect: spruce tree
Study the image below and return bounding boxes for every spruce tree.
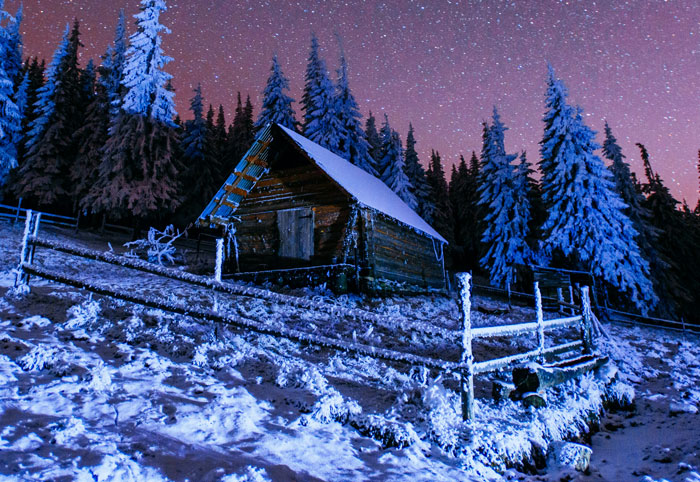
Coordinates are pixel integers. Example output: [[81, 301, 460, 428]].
[[0, 1, 20, 189], [214, 104, 229, 180], [637, 144, 696, 317], [426, 150, 455, 245], [333, 50, 376, 175], [3, 2, 22, 84], [364, 111, 382, 172], [103, 9, 127, 118], [255, 54, 297, 132], [85, 0, 179, 223], [378, 121, 415, 208], [179, 84, 218, 218], [301, 34, 344, 152], [539, 67, 655, 311], [229, 92, 255, 162], [404, 123, 433, 220], [15, 21, 83, 210], [478, 108, 533, 288]]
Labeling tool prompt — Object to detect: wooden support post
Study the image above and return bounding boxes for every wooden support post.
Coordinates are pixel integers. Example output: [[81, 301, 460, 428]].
[[568, 284, 575, 316], [557, 287, 564, 314], [535, 281, 545, 363], [456, 272, 474, 421], [581, 286, 594, 352], [214, 238, 224, 283]]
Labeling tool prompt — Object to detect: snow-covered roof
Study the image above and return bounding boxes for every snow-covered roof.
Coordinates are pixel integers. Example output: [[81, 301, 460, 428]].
[[277, 125, 447, 244]]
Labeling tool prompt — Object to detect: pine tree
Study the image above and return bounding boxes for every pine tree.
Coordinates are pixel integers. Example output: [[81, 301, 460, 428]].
[[603, 122, 660, 265], [333, 49, 376, 175], [364, 111, 382, 172], [84, 0, 179, 223], [121, 0, 175, 125], [214, 104, 229, 180], [539, 67, 655, 311], [15, 21, 83, 209], [301, 34, 344, 152], [378, 120, 415, 208], [179, 84, 218, 218], [478, 108, 532, 288], [636, 143, 696, 317], [403, 123, 433, 220], [103, 9, 128, 118], [0, 1, 20, 189], [228, 92, 255, 162], [426, 150, 455, 245], [3, 2, 22, 84], [255, 54, 297, 132]]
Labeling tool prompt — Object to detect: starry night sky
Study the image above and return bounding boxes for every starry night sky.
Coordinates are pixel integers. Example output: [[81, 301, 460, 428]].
[[17, 0, 700, 205]]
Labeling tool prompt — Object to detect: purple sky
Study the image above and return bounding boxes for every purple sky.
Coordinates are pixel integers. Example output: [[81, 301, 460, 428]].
[[18, 0, 700, 205]]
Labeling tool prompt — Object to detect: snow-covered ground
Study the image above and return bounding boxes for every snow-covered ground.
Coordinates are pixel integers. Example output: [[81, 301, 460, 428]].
[[0, 222, 698, 481]]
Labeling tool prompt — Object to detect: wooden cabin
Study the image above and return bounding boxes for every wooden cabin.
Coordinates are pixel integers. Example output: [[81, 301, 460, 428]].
[[197, 123, 448, 293]]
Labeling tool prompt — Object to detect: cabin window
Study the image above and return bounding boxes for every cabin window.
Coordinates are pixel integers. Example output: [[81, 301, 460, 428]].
[[277, 208, 314, 261]]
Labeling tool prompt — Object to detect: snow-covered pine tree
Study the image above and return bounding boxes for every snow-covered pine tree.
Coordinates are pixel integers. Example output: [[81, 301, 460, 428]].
[[0, 1, 20, 189], [602, 122, 659, 264], [364, 111, 382, 172], [378, 120, 416, 208], [255, 54, 297, 132], [79, 59, 96, 107], [301, 34, 344, 153], [333, 49, 376, 176], [103, 9, 127, 118], [84, 0, 179, 222], [403, 123, 434, 221], [426, 150, 455, 245], [477, 108, 532, 289], [14, 21, 83, 210], [3, 2, 22, 84], [539, 66, 656, 311]]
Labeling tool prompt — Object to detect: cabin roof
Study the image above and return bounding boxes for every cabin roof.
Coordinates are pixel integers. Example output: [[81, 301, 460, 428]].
[[276, 125, 447, 244]]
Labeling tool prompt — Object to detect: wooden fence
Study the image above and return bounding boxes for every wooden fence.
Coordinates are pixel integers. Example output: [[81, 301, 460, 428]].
[[14, 211, 597, 421]]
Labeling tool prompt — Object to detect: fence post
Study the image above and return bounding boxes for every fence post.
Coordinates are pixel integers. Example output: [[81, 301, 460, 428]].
[[214, 238, 224, 283], [557, 287, 564, 314], [14, 210, 41, 290], [581, 286, 594, 352], [535, 281, 545, 363], [13, 197, 22, 225], [456, 272, 474, 421]]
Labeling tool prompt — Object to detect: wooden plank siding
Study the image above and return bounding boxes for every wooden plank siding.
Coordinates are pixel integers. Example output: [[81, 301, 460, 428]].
[[366, 211, 446, 289], [233, 164, 354, 271]]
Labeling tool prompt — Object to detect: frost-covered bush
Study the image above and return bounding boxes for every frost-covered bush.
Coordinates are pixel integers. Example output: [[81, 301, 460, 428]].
[[123, 225, 183, 266], [309, 391, 362, 424], [19, 344, 58, 371], [220, 466, 270, 482], [421, 375, 463, 452], [65, 298, 101, 330], [276, 358, 328, 395]]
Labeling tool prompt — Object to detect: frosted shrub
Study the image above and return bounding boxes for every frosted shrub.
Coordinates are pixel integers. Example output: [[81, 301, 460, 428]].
[[422, 375, 462, 452], [220, 466, 270, 482], [19, 344, 57, 371], [123, 225, 183, 266], [309, 390, 362, 424], [276, 358, 328, 395], [65, 298, 101, 330]]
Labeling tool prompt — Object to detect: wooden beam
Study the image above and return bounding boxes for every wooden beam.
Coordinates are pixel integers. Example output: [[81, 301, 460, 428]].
[[224, 185, 249, 198]]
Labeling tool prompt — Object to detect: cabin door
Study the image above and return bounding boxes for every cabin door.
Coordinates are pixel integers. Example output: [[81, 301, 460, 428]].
[[277, 207, 314, 261]]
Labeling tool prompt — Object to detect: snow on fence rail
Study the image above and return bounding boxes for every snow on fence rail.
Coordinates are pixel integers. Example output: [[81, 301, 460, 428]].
[[455, 273, 593, 420], [13, 211, 594, 421]]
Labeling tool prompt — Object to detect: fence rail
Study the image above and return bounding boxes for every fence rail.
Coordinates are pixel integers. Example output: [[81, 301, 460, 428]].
[[14, 210, 597, 422]]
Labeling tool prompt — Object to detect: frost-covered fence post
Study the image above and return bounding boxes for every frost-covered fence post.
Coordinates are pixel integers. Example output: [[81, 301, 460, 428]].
[[13, 197, 22, 225], [214, 238, 224, 283], [456, 272, 474, 421], [14, 210, 41, 290], [581, 286, 594, 352], [535, 281, 545, 362]]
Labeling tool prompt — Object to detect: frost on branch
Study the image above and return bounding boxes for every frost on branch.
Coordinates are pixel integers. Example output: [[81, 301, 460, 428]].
[[123, 225, 183, 266]]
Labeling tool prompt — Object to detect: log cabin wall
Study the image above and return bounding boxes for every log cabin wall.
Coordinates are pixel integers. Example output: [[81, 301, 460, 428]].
[[364, 209, 446, 289], [233, 156, 354, 271]]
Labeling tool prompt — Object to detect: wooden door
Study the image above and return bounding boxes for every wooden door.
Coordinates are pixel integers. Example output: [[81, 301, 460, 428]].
[[277, 208, 314, 261]]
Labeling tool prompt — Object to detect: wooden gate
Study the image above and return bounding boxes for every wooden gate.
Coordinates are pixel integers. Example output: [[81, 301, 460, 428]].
[[277, 208, 314, 261]]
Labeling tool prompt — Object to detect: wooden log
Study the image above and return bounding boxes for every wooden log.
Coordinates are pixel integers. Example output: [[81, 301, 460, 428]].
[[512, 355, 609, 393]]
